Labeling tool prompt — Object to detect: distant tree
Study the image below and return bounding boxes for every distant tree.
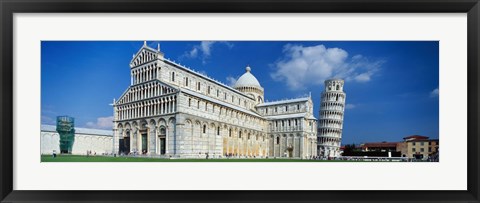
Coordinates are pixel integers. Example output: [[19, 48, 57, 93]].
[[343, 144, 356, 154]]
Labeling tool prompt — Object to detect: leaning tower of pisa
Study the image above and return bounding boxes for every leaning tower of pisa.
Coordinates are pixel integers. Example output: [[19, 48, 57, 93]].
[[317, 79, 346, 158]]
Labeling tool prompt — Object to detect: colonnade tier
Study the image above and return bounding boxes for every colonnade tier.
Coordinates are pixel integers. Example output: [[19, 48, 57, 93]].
[[131, 62, 161, 85], [116, 95, 177, 121]]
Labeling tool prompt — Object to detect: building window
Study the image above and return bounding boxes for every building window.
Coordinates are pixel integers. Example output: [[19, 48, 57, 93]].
[[239, 131, 242, 138], [217, 90, 219, 97], [288, 120, 291, 126], [421, 148, 425, 152], [229, 129, 232, 137], [197, 82, 201, 91], [188, 98, 191, 107], [203, 125, 206, 134], [412, 148, 416, 152], [266, 108, 268, 114], [282, 120, 285, 127], [429, 148, 432, 152], [171, 72, 175, 82], [205, 102, 208, 111], [197, 101, 200, 109], [185, 77, 188, 86], [208, 86, 211, 94], [285, 106, 288, 111], [297, 104, 300, 110], [421, 142, 425, 146], [276, 137, 280, 144], [232, 96, 234, 102], [412, 142, 416, 146], [217, 127, 220, 135], [275, 107, 278, 112], [224, 93, 227, 100]]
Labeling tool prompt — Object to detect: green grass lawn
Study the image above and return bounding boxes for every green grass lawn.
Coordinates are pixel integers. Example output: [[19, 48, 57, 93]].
[[41, 155, 353, 162]]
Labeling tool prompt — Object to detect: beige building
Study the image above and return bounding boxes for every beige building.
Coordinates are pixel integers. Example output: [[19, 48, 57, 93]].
[[112, 42, 318, 159], [397, 135, 439, 159]]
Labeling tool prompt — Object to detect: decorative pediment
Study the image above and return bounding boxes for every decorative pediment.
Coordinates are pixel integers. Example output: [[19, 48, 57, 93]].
[[129, 42, 164, 68]]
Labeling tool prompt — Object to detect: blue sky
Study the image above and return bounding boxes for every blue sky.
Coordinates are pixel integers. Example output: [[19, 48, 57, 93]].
[[41, 41, 439, 144]]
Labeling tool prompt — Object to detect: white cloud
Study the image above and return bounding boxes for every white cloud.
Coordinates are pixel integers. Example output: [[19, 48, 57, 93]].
[[183, 41, 234, 63], [41, 115, 56, 125], [200, 41, 215, 56], [271, 44, 384, 90], [345, 104, 356, 109], [187, 47, 198, 58], [85, 116, 114, 130], [226, 76, 238, 87], [430, 88, 439, 97]]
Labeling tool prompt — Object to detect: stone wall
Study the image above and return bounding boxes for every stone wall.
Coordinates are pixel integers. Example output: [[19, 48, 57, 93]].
[[41, 125, 113, 155]]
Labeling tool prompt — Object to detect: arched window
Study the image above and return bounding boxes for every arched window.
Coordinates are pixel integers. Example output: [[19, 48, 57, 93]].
[[160, 128, 166, 135], [203, 125, 206, 134], [239, 131, 242, 138], [188, 98, 191, 107], [276, 137, 280, 144], [185, 77, 189, 86], [197, 101, 200, 109], [229, 129, 232, 137], [171, 72, 175, 82], [217, 127, 220, 135]]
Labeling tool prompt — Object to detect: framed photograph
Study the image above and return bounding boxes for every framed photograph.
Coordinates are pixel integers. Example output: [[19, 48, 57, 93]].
[[1, 0, 479, 202]]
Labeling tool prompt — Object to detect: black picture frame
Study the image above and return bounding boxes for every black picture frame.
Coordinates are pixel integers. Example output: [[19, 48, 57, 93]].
[[1, 0, 479, 202]]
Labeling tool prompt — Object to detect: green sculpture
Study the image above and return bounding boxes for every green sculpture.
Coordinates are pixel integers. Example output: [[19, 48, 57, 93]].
[[56, 116, 75, 154]]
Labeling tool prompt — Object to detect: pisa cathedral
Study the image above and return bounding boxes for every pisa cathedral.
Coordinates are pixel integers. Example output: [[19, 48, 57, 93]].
[[112, 42, 345, 159]]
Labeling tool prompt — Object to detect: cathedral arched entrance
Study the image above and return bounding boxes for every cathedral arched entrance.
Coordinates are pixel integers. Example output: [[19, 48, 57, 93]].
[[119, 130, 131, 155], [158, 127, 166, 155]]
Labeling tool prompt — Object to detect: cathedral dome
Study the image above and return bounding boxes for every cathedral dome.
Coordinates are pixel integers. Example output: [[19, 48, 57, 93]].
[[233, 66, 261, 88]]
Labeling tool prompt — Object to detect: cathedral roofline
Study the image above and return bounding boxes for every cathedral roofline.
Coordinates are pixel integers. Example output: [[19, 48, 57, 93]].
[[180, 87, 262, 118], [256, 96, 311, 107], [163, 59, 255, 101], [263, 112, 317, 120]]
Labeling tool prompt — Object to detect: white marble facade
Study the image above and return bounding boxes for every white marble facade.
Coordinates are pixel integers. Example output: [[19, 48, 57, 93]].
[[113, 42, 319, 159], [41, 125, 113, 155]]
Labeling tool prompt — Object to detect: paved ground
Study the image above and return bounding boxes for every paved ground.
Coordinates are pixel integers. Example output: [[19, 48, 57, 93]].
[[41, 155, 353, 162]]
